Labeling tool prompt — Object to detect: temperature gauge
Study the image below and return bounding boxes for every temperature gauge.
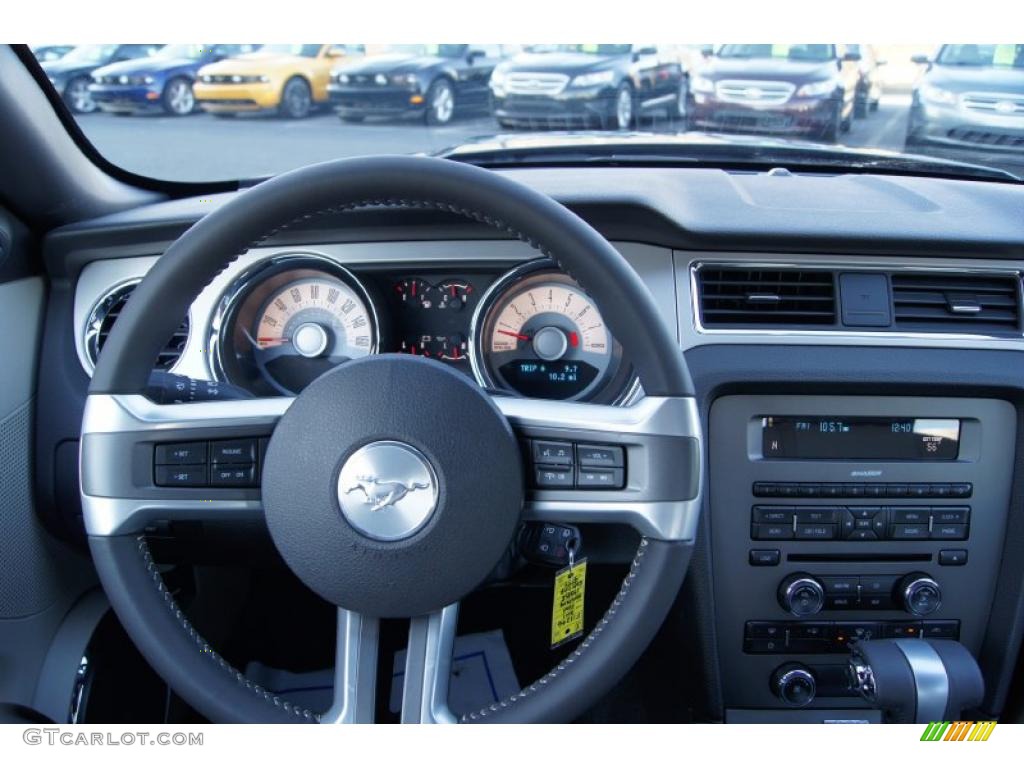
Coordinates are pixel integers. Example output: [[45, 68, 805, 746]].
[[437, 280, 473, 311]]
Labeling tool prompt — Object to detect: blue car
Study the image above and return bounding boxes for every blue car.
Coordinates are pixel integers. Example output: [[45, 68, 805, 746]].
[[89, 44, 259, 116]]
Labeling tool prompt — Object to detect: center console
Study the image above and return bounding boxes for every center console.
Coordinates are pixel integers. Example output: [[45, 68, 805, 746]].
[[709, 395, 1015, 720]]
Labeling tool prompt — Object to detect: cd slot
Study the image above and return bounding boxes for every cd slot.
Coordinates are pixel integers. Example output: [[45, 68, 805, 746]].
[[788, 553, 932, 563]]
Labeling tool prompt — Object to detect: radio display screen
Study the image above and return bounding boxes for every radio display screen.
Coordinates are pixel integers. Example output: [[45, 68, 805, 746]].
[[761, 417, 961, 460]]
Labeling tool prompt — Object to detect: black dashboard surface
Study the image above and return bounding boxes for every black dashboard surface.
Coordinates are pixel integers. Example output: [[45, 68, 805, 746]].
[[43, 167, 1024, 282]]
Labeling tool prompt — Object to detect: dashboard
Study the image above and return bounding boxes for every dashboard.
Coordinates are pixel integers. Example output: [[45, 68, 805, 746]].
[[37, 165, 1024, 725], [74, 244, 640, 405]]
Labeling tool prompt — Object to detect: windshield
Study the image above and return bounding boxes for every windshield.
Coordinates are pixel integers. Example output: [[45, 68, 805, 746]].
[[37, 41, 1024, 184], [258, 44, 322, 58], [936, 44, 1024, 68], [60, 44, 118, 64], [717, 44, 836, 61]]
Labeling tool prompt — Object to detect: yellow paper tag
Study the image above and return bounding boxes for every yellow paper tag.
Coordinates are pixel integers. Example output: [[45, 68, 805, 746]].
[[551, 558, 587, 648]]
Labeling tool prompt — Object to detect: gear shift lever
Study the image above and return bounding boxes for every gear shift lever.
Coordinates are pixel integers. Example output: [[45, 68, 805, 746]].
[[848, 639, 984, 723]]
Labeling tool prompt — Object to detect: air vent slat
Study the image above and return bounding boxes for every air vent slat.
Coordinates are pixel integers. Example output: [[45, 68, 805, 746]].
[[698, 267, 836, 327], [891, 272, 1021, 334], [87, 282, 190, 371]]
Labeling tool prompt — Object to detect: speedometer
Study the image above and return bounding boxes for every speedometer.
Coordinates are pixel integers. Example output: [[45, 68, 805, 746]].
[[211, 255, 379, 396], [471, 262, 635, 403]]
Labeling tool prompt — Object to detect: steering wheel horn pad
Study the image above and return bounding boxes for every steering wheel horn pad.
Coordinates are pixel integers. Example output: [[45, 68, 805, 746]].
[[262, 354, 523, 617]]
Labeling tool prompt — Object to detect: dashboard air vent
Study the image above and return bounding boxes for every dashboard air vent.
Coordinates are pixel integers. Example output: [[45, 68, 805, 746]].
[[891, 273, 1021, 334], [698, 267, 836, 326], [85, 281, 190, 372]]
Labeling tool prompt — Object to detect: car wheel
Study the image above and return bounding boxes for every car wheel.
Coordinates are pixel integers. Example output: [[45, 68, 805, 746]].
[[162, 77, 196, 116], [819, 99, 842, 143], [425, 79, 455, 126], [854, 93, 868, 119], [64, 76, 96, 114], [279, 77, 313, 120], [612, 82, 634, 130], [670, 80, 688, 126]]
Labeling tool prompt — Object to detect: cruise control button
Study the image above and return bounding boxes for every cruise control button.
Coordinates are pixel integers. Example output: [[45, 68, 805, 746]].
[[210, 438, 257, 464], [211, 464, 256, 487], [155, 441, 207, 465], [576, 444, 624, 468], [532, 441, 573, 466], [155, 464, 208, 487], [576, 468, 624, 489], [534, 465, 573, 488]]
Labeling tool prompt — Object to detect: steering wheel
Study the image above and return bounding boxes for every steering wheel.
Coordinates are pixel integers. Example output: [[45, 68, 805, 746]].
[[81, 156, 703, 723]]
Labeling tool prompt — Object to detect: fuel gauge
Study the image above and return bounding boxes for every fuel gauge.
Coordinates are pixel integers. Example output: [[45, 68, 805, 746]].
[[394, 278, 435, 309]]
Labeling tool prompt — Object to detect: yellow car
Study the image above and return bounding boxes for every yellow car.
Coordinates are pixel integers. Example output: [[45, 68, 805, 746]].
[[195, 44, 362, 118]]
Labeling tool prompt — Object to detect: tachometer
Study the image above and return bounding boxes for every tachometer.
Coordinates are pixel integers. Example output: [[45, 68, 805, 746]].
[[211, 255, 379, 396], [471, 262, 634, 403]]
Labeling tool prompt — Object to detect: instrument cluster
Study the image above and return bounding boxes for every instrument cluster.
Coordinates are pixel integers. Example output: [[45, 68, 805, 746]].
[[209, 252, 637, 403]]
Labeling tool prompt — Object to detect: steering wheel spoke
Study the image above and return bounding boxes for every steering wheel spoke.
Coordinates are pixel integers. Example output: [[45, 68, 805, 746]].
[[81, 393, 290, 536], [399, 604, 460, 723], [495, 396, 702, 541], [321, 609, 380, 724]]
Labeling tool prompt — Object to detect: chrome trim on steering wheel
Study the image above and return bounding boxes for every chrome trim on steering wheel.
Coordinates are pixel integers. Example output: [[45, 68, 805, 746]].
[[80, 392, 703, 541]]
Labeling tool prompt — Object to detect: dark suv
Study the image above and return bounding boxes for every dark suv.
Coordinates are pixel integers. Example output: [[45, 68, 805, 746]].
[[906, 44, 1024, 153], [489, 44, 687, 130], [686, 44, 861, 141]]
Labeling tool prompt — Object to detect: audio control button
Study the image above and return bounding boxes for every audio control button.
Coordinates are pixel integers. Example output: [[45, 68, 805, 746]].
[[900, 574, 942, 616], [778, 574, 826, 617], [891, 523, 929, 540], [795, 524, 836, 540]]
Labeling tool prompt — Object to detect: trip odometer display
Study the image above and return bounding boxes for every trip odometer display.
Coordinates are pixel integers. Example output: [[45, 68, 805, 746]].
[[472, 263, 633, 402], [211, 255, 379, 396]]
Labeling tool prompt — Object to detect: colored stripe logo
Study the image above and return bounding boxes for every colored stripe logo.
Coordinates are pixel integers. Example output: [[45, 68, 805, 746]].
[[921, 721, 997, 741]]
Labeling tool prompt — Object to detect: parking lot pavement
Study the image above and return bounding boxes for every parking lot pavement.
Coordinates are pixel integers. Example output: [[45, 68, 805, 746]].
[[77, 95, 1022, 182]]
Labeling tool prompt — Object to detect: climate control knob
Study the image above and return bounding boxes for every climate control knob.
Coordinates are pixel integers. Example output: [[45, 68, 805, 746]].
[[778, 573, 826, 617], [899, 573, 943, 616], [771, 663, 817, 707]]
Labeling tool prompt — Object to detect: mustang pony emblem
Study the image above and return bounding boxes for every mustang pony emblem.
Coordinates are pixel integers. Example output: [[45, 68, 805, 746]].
[[344, 475, 432, 512]]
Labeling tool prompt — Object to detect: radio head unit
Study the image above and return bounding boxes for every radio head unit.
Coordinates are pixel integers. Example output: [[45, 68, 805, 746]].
[[761, 416, 961, 461]]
